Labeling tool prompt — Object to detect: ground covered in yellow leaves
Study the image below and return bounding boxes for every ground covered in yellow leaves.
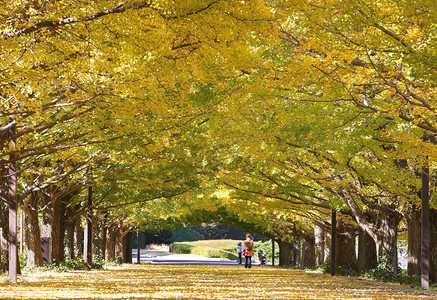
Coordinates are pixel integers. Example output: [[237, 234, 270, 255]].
[[1, 264, 436, 299]]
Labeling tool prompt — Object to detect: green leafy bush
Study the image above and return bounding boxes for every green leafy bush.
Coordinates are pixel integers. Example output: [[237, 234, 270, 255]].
[[19, 252, 27, 270], [317, 261, 418, 287], [169, 243, 195, 254], [253, 240, 279, 262], [39, 258, 117, 272], [42, 258, 87, 271]]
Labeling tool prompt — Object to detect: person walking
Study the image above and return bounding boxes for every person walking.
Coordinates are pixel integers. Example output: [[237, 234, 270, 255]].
[[243, 233, 254, 269], [237, 242, 243, 264]]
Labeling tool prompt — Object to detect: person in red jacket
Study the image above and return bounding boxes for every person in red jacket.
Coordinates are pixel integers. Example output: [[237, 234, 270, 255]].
[[243, 233, 254, 269]]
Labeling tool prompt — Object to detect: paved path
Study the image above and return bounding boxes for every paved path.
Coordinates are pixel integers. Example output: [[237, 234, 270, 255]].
[[132, 246, 251, 265]]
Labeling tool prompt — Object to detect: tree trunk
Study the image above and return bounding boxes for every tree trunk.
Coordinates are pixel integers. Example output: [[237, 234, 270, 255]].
[[101, 226, 107, 261], [51, 196, 62, 262], [277, 239, 292, 266], [123, 231, 132, 264], [41, 199, 52, 263], [65, 220, 76, 260], [357, 228, 377, 272], [83, 212, 93, 269], [292, 224, 302, 266], [118, 220, 124, 264], [336, 223, 357, 271], [74, 219, 82, 259], [8, 144, 18, 282], [105, 226, 117, 262], [23, 193, 44, 268], [375, 211, 401, 273], [430, 208, 437, 283], [1, 185, 7, 272], [406, 205, 421, 277], [314, 226, 325, 267], [302, 235, 315, 267], [59, 201, 66, 262]]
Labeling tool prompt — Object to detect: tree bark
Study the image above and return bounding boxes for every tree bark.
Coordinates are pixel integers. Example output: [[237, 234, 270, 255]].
[[65, 219, 76, 260], [338, 189, 401, 273], [41, 195, 52, 263], [421, 165, 430, 288], [74, 218, 82, 259], [8, 139, 18, 282], [277, 239, 293, 266], [331, 210, 336, 275], [292, 224, 301, 266], [51, 196, 62, 262], [118, 220, 124, 264], [123, 231, 132, 264], [302, 234, 315, 267], [406, 205, 421, 277], [100, 225, 107, 261], [105, 225, 117, 262], [357, 228, 377, 272], [136, 231, 141, 264], [430, 208, 437, 283], [375, 210, 400, 273], [23, 192, 44, 268], [83, 186, 93, 269], [314, 226, 325, 267], [336, 222, 357, 271]]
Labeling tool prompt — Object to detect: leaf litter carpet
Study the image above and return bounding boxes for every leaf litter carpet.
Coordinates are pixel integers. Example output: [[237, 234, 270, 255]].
[[1, 264, 436, 299]]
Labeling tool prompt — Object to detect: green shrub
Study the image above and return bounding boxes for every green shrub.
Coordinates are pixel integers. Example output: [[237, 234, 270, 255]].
[[40, 258, 116, 272], [19, 252, 27, 270], [317, 261, 419, 287], [169, 243, 195, 254], [42, 258, 88, 271], [253, 240, 279, 262]]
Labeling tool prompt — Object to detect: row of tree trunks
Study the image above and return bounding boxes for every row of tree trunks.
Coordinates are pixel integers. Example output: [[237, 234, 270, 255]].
[[277, 218, 377, 273]]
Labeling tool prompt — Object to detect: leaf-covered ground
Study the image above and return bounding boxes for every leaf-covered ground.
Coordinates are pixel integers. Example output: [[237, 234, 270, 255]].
[[1, 264, 436, 299]]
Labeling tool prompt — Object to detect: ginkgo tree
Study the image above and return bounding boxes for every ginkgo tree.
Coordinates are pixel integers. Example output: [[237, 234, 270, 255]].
[[1, 0, 436, 287], [0, 0, 282, 281]]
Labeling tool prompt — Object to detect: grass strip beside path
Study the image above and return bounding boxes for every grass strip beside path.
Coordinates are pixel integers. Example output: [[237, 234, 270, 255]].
[[1, 264, 436, 299]]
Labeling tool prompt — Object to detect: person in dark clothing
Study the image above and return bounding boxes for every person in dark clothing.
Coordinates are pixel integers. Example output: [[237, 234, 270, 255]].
[[237, 242, 243, 264]]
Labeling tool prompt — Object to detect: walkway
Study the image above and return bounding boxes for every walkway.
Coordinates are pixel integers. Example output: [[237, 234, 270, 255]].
[[132, 245, 244, 265]]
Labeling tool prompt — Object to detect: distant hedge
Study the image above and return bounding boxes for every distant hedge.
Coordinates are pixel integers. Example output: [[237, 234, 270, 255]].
[[169, 243, 238, 260], [169, 243, 195, 254]]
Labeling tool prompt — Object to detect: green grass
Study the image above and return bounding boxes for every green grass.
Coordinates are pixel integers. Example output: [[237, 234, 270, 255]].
[[169, 239, 240, 260]]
